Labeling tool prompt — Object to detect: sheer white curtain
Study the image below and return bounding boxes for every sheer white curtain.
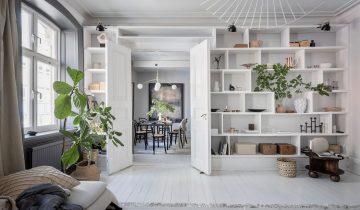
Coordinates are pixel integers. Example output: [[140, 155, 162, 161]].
[[0, 0, 25, 176]]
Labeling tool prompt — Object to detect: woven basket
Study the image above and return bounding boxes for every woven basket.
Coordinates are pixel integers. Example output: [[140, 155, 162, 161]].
[[277, 158, 297, 177]]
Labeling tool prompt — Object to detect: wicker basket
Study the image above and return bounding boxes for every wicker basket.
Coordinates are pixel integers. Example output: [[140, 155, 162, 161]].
[[277, 158, 297, 177]]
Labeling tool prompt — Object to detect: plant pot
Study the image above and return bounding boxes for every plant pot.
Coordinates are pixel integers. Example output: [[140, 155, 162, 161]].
[[294, 97, 307, 113], [71, 160, 100, 181], [82, 149, 99, 167], [276, 104, 286, 113]]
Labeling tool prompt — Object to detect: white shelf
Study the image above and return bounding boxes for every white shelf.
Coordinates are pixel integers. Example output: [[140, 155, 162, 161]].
[[118, 36, 213, 42], [85, 68, 107, 73], [212, 154, 307, 158], [85, 47, 106, 54], [89, 90, 106, 94], [212, 132, 347, 137]]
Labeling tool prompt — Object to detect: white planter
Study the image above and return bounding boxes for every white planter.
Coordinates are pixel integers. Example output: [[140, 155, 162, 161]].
[[294, 97, 307, 113]]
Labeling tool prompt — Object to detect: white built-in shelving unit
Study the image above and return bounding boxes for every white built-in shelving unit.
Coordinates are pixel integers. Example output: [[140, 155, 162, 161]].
[[210, 25, 349, 170]]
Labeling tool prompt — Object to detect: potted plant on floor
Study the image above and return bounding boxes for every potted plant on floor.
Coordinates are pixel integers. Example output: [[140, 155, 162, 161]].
[[147, 99, 175, 121], [253, 64, 330, 113], [53, 67, 123, 180]]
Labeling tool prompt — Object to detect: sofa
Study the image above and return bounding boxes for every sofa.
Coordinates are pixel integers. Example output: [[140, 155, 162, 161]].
[[0, 166, 119, 210]]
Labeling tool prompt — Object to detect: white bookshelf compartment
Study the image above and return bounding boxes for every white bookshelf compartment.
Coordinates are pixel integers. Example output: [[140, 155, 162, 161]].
[[223, 114, 261, 135], [323, 71, 345, 90], [332, 114, 347, 134], [311, 92, 347, 113], [300, 136, 341, 154], [249, 28, 288, 48], [228, 49, 260, 69], [261, 114, 332, 134], [211, 113, 222, 135], [211, 93, 244, 113], [211, 136, 229, 156], [229, 136, 300, 156], [304, 50, 346, 69], [245, 92, 274, 113], [261, 49, 305, 69], [210, 70, 222, 92], [223, 70, 251, 92], [290, 28, 337, 47], [84, 50, 106, 70], [216, 28, 248, 48], [210, 50, 227, 69]]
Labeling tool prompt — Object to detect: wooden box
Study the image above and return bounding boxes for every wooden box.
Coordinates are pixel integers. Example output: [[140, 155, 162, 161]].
[[289, 42, 300, 47], [99, 82, 106, 90], [88, 83, 100, 90], [276, 143, 296, 155], [259, 143, 277, 155], [299, 40, 310, 47], [329, 144, 342, 154], [233, 44, 248, 48], [235, 143, 256, 155]]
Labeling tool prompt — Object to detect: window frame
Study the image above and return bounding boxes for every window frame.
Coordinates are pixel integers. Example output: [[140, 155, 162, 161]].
[[22, 5, 61, 133]]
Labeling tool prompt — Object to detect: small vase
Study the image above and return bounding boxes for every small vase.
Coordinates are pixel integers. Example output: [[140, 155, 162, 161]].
[[213, 81, 220, 92], [276, 104, 286, 113], [294, 97, 307, 113]]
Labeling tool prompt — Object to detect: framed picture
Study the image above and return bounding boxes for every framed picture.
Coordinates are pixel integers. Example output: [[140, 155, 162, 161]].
[[148, 83, 184, 122]]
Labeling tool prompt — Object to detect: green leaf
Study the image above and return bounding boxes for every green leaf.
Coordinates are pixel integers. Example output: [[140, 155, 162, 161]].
[[73, 90, 87, 112], [53, 81, 73, 94], [60, 129, 77, 141], [67, 67, 84, 85], [61, 144, 80, 169], [69, 111, 79, 117], [55, 95, 72, 119], [73, 115, 81, 125]]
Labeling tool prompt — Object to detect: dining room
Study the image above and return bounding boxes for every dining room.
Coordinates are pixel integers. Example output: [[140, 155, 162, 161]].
[[131, 51, 191, 161]]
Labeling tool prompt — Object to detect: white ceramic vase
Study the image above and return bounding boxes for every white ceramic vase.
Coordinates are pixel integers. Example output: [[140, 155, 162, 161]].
[[213, 81, 220, 92], [294, 97, 307, 113]]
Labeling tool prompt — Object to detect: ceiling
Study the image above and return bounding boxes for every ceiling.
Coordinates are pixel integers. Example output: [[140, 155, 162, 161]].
[[62, 0, 360, 25]]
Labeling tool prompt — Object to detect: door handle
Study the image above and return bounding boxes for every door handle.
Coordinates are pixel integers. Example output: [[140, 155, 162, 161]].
[[201, 113, 207, 120]]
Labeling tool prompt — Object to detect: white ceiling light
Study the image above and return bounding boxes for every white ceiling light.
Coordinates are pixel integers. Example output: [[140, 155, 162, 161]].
[[136, 64, 177, 91], [200, 0, 333, 29]]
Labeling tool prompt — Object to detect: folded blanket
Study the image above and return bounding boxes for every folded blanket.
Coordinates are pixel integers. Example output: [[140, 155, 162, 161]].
[[15, 183, 83, 210]]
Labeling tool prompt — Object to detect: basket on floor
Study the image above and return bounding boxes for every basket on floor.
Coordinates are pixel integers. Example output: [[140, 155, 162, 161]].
[[277, 158, 297, 177]]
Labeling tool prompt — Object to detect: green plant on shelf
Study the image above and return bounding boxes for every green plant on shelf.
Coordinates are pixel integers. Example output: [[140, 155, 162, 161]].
[[253, 64, 331, 101], [53, 67, 123, 171], [147, 99, 175, 120]]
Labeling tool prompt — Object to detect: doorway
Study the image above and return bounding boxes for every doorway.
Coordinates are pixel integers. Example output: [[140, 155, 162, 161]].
[[131, 51, 191, 164]]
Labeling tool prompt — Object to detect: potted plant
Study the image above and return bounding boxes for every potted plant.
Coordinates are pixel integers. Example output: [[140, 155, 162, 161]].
[[53, 67, 123, 180], [147, 99, 175, 121], [253, 64, 330, 113]]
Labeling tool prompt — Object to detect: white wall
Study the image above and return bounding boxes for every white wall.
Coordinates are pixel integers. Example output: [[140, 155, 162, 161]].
[[349, 18, 360, 174], [133, 70, 191, 134]]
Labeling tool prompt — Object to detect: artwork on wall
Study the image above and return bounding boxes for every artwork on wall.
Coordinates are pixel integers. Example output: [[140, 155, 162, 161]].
[[149, 83, 184, 122]]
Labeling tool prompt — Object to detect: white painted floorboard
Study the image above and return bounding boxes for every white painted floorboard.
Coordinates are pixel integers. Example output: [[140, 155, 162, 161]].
[[102, 154, 360, 210]]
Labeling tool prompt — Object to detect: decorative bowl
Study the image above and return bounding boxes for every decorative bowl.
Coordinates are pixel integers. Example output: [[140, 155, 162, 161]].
[[319, 63, 333, 68]]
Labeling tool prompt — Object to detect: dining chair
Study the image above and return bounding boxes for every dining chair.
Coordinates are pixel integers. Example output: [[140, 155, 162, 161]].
[[150, 123, 167, 154], [133, 120, 148, 149], [167, 124, 179, 149]]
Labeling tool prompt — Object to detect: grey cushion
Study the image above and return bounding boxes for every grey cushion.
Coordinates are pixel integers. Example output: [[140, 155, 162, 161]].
[[67, 181, 107, 209]]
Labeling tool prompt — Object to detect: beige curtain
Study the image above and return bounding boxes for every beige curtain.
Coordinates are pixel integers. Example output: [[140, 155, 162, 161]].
[[0, 0, 25, 176]]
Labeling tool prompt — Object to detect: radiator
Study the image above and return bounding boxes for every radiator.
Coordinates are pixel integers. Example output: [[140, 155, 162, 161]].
[[29, 141, 63, 170]]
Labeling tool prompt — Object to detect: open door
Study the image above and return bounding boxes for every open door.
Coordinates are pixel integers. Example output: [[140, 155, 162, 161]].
[[106, 41, 133, 175], [190, 40, 211, 175]]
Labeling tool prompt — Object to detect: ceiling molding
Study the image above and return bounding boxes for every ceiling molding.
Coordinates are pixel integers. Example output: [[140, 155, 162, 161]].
[[335, 2, 360, 23]]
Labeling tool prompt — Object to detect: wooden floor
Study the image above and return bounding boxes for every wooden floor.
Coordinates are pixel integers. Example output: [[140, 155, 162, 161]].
[[102, 154, 360, 210]]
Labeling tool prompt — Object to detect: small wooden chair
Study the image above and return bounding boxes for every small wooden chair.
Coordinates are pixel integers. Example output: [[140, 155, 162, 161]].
[[133, 121, 148, 149], [305, 137, 344, 182], [150, 123, 167, 154]]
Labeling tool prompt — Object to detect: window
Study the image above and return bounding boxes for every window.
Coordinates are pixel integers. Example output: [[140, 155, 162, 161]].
[[22, 6, 60, 132]]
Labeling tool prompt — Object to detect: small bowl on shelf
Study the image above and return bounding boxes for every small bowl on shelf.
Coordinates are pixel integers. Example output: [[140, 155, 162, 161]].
[[319, 63, 333, 68], [211, 108, 220, 112], [248, 109, 266, 112]]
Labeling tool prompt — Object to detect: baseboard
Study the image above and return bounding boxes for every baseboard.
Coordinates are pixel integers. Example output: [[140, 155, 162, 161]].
[[346, 156, 360, 175]]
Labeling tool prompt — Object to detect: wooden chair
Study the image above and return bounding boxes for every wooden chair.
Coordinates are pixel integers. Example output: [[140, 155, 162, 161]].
[[167, 124, 179, 149], [133, 121, 148, 149], [305, 137, 344, 182], [150, 123, 167, 154]]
